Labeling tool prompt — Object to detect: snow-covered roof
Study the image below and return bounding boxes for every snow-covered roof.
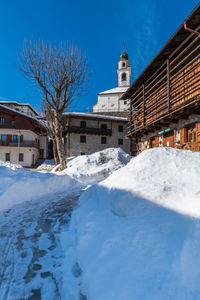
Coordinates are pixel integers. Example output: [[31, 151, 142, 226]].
[[64, 112, 128, 122], [0, 104, 48, 131], [98, 86, 129, 95]]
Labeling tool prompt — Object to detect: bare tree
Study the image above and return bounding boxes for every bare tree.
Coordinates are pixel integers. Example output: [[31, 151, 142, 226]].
[[18, 40, 90, 170]]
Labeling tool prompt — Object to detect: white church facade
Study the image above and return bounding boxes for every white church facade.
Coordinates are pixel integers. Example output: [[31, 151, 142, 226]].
[[93, 46, 131, 113]]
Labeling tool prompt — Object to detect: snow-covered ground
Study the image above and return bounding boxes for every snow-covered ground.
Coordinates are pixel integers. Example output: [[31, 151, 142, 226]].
[[65, 148, 200, 300], [0, 192, 79, 299], [0, 160, 22, 170], [1, 147, 200, 299], [37, 158, 56, 171], [0, 148, 131, 299]]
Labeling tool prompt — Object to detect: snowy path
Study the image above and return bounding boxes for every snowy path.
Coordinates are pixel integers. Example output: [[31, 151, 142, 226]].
[[0, 192, 80, 300]]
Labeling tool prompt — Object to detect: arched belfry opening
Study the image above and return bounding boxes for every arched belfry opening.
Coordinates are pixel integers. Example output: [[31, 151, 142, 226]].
[[122, 73, 127, 81]]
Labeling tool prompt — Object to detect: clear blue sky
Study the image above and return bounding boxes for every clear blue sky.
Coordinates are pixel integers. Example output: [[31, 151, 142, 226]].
[[0, 0, 199, 113]]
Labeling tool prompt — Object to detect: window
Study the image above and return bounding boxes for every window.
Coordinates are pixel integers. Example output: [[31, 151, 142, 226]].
[[194, 132, 196, 142], [80, 121, 86, 128], [10, 120, 15, 127], [80, 152, 85, 155], [124, 100, 127, 105], [19, 153, 24, 162], [13, 135, 19, 142], [0, 117, 5, 125], [121, 73, 126, 81], [118, 139, 123, 145], [122, 62, 125, 67], [80, 135, 86, 143], [101, 124, 107, 131], [5, 153, 10, 161], [1, 135, 6, 142], [101, 137, 107, 144], [118, 125, 123, 132]]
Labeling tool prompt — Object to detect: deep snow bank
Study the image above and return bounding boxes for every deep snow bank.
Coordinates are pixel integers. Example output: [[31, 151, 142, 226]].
[[67, 148, 200, 299], [52, 148, 131, 185], [101, 147, 200, 217], [0, 166, 80, 212]]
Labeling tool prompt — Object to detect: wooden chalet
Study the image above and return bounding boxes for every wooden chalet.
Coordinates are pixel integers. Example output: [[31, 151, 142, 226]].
[[122, 4, 200, 154], [0, 105, 47, 136]]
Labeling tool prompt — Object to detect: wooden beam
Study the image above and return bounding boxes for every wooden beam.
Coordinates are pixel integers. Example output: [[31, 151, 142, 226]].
[[167, 59, 171, 114], [159, 121, 170, 126]]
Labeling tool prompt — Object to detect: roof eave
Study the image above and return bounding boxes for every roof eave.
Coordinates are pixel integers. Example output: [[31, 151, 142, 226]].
[[121, 3, 200, 100]]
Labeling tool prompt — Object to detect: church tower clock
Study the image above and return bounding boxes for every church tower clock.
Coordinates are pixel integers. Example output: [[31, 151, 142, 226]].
[[117, 44, 131, 87]]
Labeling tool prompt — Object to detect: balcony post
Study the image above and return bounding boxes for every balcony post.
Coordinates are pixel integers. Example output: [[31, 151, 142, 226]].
[[167, 59, 171, 113], [17, 131, 21, 164]]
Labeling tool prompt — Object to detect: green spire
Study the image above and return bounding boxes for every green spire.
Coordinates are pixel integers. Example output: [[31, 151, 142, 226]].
[[120, 44, 128, 61]]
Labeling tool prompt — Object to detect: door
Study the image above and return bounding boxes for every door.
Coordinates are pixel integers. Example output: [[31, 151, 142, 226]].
[[163, 131, 174, 147], [188, 125, 197, 143], [32, 154, 35, 165]]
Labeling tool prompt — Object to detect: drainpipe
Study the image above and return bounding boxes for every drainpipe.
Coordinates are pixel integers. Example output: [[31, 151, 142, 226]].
[[184, 22, 200, 37]]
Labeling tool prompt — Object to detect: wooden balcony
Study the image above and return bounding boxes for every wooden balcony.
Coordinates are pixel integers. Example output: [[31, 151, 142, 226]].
[[64, 125, 112, 136], [122, 5, 200, 140], [0, 141, 39, 148]]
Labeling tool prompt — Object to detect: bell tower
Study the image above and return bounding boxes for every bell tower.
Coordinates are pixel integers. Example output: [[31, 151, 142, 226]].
[[117, 44, 131, 87]]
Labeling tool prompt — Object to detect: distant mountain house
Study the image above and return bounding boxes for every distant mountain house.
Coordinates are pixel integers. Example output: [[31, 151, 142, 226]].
[[0, 100, 38, 117], [93, 46, 131, 113], [0, 104, 48, 167]]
